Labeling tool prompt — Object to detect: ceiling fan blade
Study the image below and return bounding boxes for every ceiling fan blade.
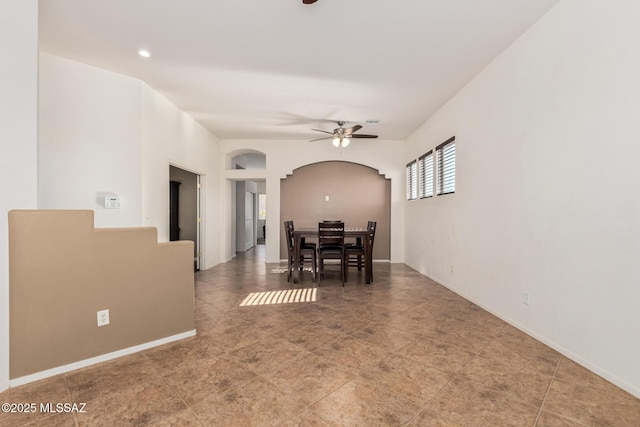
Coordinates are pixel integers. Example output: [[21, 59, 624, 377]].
[[311, 129, 335, 135], [303, 0, 318, 4], [350, 134, 378, 139], [343, 125, 362, 135], [309, 136, 333, 142]]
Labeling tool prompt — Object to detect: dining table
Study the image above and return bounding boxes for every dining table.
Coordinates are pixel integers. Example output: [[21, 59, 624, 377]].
[[292, 227, 372, 284]]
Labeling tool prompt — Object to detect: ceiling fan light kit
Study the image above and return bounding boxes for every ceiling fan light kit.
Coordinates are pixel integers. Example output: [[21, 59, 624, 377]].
[[311, 121, 378, 148], [332, 137, 350, 148]]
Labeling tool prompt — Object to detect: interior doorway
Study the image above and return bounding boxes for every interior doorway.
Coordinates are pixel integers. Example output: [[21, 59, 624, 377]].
[[257, 191, 266, 245], [235, 181, 258, 253], [169, 165, 202, 271], [228, 151, 267, 257]]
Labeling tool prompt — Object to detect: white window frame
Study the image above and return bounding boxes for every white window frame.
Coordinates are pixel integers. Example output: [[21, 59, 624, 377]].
[[406, 160, 418, 200], [419, 150, 434, 199]]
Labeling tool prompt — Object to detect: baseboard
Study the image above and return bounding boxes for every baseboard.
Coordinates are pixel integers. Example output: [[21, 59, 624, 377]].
[[410, 265, 640, 399], [9, 329, 196, 388]]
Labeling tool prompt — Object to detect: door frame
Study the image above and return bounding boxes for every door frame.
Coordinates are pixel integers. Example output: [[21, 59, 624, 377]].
[[169, 164, 204, 271]]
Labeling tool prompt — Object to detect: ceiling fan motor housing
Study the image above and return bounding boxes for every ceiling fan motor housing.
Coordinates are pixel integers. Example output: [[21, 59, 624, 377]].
[[309, 121, 378, 143]]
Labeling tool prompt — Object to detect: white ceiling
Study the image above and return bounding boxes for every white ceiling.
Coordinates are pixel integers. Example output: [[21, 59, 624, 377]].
[[38, 0, 560, 141]]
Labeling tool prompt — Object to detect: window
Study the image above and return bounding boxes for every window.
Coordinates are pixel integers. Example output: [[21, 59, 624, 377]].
[[258, 194, 267, 220], [419, 151, 433, 198], [436, 137, 455, 195], [406, 160, 418, 200]]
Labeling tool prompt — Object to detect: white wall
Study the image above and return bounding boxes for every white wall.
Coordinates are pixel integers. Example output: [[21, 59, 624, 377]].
[[37, 54, 223, 270], [221, 140, 406, 264], [234, 180, 259, 252], [0, 0, 39, 392], [39, 54, 142, 227], [405, 0, 640, 397], [224, 178, 237, 260], [235, 181, 246, 251], [141, 85, 222, 269]]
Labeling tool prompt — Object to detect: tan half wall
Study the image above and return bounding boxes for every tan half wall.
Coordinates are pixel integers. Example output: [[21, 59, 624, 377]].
[[8, 210, 195, 379]]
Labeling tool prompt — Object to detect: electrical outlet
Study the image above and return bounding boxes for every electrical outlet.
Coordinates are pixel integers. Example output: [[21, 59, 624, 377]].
[[97, 309, 110, 327], [523, 293, 530, 305]]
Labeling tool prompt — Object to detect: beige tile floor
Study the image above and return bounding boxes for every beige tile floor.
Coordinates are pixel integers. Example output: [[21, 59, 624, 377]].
[[1, 246, 639, 426]]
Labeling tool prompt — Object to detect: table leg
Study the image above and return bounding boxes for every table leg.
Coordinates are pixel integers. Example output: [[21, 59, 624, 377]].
[[364, 235, 372, 284], [293, 233, 301, 283]]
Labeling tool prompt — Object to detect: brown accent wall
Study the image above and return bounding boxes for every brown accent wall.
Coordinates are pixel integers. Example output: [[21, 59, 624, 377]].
[[8, 210, 194, 378], [280, 161, 391, 260]]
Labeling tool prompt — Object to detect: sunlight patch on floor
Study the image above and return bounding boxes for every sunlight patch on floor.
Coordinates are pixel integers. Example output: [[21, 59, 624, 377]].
[[240, 288, 317, 306], [271, 267, 313, 274]]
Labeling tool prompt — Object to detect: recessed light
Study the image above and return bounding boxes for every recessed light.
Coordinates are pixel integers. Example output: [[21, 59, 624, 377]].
[[138, 49, 151, 58]]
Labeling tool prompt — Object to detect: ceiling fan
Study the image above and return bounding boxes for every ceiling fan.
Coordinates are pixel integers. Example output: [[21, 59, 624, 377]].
[[302, 0, 318, 4], [310, 121, 378, 147]]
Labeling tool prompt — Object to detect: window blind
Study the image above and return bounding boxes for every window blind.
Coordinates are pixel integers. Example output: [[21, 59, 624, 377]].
[[419, 151, 433, 198], [406, 160, 418, 200], [436, 137, 455, 195]]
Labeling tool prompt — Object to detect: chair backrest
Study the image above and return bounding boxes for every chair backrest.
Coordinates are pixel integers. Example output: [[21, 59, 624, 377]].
[[284, 220, 294, 254], [318, 221, 344, 247], [367, 221, 377, 248]]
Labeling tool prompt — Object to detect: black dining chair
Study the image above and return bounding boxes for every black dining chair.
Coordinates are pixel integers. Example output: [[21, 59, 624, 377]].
[[344, 221, 376, 282], [284, 220, 316, 281], [291, 220, 317, 252], [317, 221, 345, 286]]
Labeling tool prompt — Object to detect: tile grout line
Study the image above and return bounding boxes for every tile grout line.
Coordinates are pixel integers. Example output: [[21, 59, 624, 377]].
[[264, 370, 342, 427], [141, 351, 206, 426], [404, 349, 484, 426], [62, 374, 79, 427], [532, 355, 562, 426], [400, 330, 524, 426]]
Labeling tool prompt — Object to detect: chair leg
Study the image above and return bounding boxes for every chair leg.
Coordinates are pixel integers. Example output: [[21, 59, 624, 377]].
[[344, 254, 349, 282], [312, 253, 317, 282]]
